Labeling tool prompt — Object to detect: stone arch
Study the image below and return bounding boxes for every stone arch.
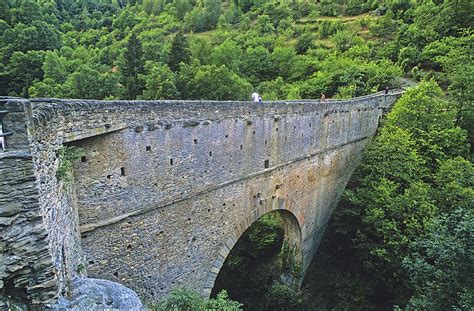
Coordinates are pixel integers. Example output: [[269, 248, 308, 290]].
[[202, 204, 302, 298]]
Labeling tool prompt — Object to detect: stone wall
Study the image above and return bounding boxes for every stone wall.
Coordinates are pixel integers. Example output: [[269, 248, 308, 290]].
[[0, 92, 402, 306], [0, 99, 57, 305]]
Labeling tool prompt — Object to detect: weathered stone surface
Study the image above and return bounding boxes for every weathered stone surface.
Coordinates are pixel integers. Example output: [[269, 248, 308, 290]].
[[0, 91, 403, 307], [61, 278, 142, 311]]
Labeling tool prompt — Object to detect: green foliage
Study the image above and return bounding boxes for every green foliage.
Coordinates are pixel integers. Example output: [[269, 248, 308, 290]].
[[0, 0, 414, 101], [154, 288, 242, 311], [332, 29, 363, 52], [265, 284, 305, 311], [433, 157, 474, 212], [210, 39, 242, 73], [56, 145, 82, 184], [295, 32, 313, 54], [212, 213, 292, 310], [307, 79, 472, 309], [369, 10, 398, 39], [122, 33, 144, 99], [299, 56, 401, 99], [140, 62, 179, 100], [2, 50, 44, 97], [280, 240, 302, 278], [403, 207, 474, 310], [387, 81, 469, 167], [247, 213, 285, 258], [0, 1, 471, 310], [183, 0, 221, 33], [168, 31, 190, 72], [178, 63, 251, 100]]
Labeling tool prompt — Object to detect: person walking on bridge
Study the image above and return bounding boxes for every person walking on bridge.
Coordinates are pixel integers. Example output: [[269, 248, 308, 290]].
[[320, 93, 326, 102], [252, 92, 262, 103]]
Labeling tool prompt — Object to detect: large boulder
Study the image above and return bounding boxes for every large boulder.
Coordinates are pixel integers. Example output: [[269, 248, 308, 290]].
[[63, 278, 143, 310]]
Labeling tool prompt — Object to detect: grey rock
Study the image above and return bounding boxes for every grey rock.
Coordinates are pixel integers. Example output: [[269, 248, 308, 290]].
[[67, 278, 142, 311], [182, 120, 200, 127], [0, 202, 22, 217]]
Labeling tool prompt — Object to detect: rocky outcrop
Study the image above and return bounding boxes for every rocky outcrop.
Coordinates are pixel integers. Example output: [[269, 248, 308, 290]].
[[59, 278, 143, 310]]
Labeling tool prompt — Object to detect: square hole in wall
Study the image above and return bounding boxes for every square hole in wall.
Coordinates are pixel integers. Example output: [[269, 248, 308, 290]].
[[264, 159, 269, 169], [170, 158, 174, 165], [81, 156, 87, 162], [194, 139, 198, 144], [146, 146, 151, 151], [120, 167, 126, 176]]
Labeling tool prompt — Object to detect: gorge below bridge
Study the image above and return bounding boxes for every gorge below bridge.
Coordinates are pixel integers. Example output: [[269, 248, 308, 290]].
[[0, 91, 402, 306]]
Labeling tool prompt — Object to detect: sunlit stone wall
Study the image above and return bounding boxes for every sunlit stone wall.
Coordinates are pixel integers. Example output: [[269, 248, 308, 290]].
[[0, 92, 401, 305]]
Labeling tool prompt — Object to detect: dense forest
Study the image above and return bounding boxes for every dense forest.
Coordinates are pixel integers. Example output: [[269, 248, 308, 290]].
[[1, 0, 472, 310]]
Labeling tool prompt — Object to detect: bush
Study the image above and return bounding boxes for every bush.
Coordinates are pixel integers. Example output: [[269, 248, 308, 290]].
[[153, 288, 242, 311]]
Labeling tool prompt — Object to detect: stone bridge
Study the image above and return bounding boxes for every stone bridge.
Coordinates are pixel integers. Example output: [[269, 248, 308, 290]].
[[0, 91, 402, 306]]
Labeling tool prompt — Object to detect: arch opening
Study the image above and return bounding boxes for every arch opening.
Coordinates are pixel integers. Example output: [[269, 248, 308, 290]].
[[210, 209, 303, 310]]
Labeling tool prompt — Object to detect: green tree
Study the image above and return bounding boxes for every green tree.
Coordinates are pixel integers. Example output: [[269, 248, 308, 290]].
[[295, 33, 313, 55], [309, 79, 471, 309], [332, 29, 363, 53], [64, 65, 102, 99], [269, 47, 296, 79], [168, 31, 190, 72], [241, 46, 272, 84], [122, 33, 145, 99], [403, 207, 474, 310], [178, 63, 251, 100], [3, 50, 44, 97], [42, 51, 67, 84], [174, 0, 193, 21], [386, 81, 469, 167], [140, 62, 179, 100], [433, 157, 474, 212], [189, 36, 212, 65], [210, 39, 242, 73], [154, 288, 242, 311]]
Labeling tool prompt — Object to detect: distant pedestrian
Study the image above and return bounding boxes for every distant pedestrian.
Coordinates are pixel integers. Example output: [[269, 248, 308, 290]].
[[385, 87, 389, 94], [252, 92, 260, 103], [0, 124, 5, 151], [320, 93, 326, 101]]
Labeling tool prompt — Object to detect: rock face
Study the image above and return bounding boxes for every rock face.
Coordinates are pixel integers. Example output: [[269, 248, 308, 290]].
[[0, 92, 403, 307], [0, 99, 58, 305], [64, 278, 142, 310]]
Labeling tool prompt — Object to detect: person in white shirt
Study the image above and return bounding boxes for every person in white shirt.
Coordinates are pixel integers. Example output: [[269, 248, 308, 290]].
[[0, 124, 5, 151], [252, 92, 260, 103]]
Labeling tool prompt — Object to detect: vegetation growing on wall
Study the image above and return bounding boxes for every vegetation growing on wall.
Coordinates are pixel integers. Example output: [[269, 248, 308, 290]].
[[56, 145, 82, 184]]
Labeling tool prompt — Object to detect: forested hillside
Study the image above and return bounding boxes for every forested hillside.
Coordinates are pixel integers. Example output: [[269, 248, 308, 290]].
[[1, 0, 472, 310], [1, 0, 407, 101]]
